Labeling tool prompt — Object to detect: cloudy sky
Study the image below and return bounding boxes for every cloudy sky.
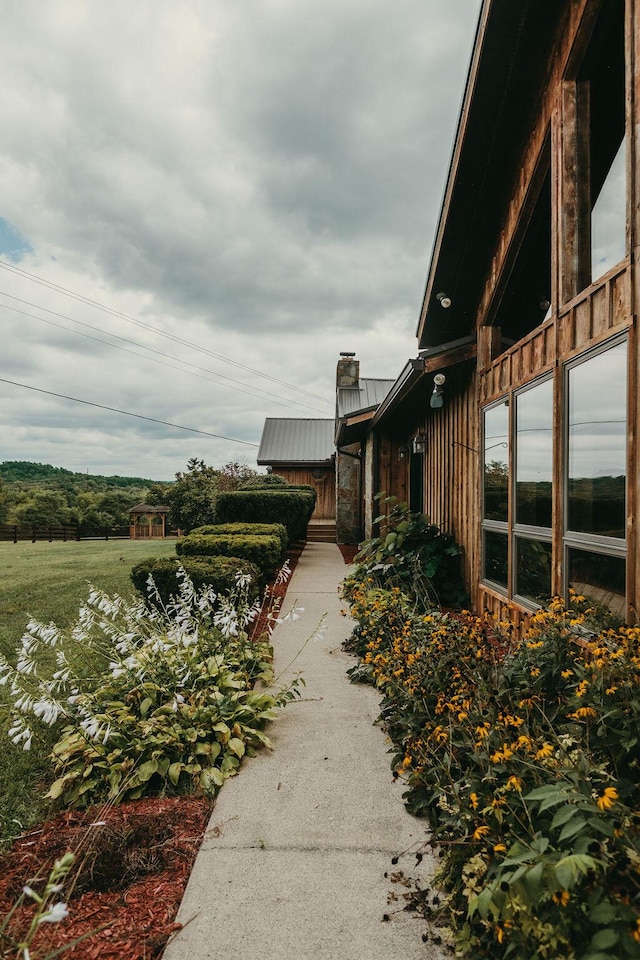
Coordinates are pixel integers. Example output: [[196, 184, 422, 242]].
[[0, 0, 481, 481]]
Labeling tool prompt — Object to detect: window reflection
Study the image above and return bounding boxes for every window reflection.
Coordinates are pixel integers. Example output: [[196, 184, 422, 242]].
[[515, 538, 552, 604], [484, 403, 509, 521], [568, 547, 625, 619], [567, 341, 627, 538], [592, 136, 626, 280], [516, 379, 553, 527], [484, 530, 508, 588]]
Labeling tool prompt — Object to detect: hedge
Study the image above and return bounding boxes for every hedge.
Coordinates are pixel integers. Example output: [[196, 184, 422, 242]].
[[176, 533, 282, 579], [214, 490, 316, 541], [190, 522, 288, 557], [130, 555, 260, 608]]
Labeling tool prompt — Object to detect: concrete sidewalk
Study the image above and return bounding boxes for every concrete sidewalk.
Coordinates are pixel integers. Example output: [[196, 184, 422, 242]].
[[163, 542, 445, 960]]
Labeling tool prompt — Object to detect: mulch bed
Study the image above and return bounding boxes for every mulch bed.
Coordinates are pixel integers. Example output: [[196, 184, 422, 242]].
[[338, 544, 359, 564], [0, 546, 304, 960]]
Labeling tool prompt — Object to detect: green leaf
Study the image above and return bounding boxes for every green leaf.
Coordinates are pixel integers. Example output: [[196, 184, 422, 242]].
[[140, 697, 153, 716], [137, 759, 159, 782], [589, 902, 618, 924], [228, 737, 246, 758], [551, 805, 579, 829], [590, 929, 619, 951], [525, 785, 566, 802], [558, 817, 587, 842], [200, 767, 224, 793], [168, 762, 184, 786]]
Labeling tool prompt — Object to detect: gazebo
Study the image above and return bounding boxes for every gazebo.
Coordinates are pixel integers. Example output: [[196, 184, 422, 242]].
[[129, 504, 170, 540]]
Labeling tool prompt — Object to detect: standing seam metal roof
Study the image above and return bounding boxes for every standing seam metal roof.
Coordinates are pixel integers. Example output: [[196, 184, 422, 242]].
[[336, 378, 395, 419], [257, 418, 335, 464]]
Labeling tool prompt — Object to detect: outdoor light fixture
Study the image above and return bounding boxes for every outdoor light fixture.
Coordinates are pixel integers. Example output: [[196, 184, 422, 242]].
[[412, 433, 427, 455], [436, 292, 452, 309], [430, 372, 446, 409], [398, 442, 409, 461]]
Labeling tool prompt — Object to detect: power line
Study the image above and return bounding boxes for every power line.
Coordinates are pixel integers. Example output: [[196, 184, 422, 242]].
[[0, 295, 326, 415], [0, 377, 259, 446], [0, 258, 333, 406]]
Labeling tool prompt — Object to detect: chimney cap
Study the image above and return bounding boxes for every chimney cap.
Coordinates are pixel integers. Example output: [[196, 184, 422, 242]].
[[339, 351, 356, 357]]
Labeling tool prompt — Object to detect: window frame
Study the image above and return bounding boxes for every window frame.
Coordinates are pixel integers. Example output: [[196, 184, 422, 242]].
[[562, 333, 628, 607]]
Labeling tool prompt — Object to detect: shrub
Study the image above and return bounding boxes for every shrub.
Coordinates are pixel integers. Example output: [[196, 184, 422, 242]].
[[240, 474, 288, 488], [176, 533, 282, 579], [130, 555, 260, 608], [190, 522, 288, 557], [215, 490, 316, 542], [343, 587, 640, 959], [0, 571, 304, 808], [344, 495, 466, 609]]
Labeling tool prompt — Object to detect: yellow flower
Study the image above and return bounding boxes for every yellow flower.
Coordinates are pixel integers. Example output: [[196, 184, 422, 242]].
[[552, 890, 570, 907], [469, 792, 479, 810], [561, 669, 574, 679], [473, 825, 490, 840], [506, 775, 523, 792], [596, 786, 619, 811], [493, 843, 507, 853], [568, 706, 597, 720], [536, 743, 554, 759], [632, 919, 640, 943], [530, 667, 541, 677]]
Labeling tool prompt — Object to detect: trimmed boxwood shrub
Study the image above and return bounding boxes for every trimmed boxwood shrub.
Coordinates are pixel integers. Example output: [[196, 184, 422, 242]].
[[176, 533, 282, 580], [215, 490, 316, 541], [240, 474, 288, 488], [130, 555, 260, 608], [190, 522, 288, 557]]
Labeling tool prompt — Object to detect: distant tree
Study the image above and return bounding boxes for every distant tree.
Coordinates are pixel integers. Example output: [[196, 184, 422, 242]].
[[146, 482, 173, 506], [166, 458, 219, 533], [10, 490, 73, 526], [215, 462, 258, 493], [0, 476, 6, 523]]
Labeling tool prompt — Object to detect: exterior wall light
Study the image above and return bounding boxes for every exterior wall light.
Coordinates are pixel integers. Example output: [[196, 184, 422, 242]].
[[430, 372, 446, 409], [412, 433, 427, 455], [436, 292, 452, 308], [398, 442, 409, 461]]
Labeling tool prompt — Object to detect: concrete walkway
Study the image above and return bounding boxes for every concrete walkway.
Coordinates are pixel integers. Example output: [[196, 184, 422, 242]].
[[163, 542, 445, 960]]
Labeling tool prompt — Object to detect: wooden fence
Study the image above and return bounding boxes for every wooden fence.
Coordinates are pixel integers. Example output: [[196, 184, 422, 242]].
[[0, 524, 130, 543]]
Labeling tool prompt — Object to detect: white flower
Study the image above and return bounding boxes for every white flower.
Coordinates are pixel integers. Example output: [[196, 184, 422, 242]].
[[38, 901, 69, 924]]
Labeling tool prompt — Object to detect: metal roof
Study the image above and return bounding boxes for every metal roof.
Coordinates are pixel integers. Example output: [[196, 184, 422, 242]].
[[257, 418, 335, 465], [336, 378, 395, 419]]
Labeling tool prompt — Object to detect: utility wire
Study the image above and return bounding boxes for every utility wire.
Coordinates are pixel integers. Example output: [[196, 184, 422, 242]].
[[0, 377, 259, 446], [0, 296, 326, 415], [0, 258, 333, 406]]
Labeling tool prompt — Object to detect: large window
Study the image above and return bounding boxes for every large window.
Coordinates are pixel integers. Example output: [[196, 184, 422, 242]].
[[564, 0, 627, 295], [514, 378, 553, 604], [482, 401, 509, 591], [482, 377, 553, 606], [565, 338, 627, 614]]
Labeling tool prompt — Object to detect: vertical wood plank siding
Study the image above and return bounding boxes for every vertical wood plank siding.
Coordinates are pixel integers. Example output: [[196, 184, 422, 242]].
[[270, 466, 336, 519], [423, 368, 478, 595]]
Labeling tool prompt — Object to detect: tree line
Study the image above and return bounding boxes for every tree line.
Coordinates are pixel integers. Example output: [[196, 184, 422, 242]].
[[0, 459, 259, 532]]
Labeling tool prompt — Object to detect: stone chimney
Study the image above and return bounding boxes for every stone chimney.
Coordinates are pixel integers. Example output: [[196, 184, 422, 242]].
[[336, 352, 359, 389]]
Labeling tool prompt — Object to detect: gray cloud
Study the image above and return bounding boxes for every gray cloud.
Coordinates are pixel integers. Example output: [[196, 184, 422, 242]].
[[0, 0, 481, 478]]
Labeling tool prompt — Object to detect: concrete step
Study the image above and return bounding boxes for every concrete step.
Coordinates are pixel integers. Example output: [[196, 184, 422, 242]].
[[307, 522, 336, 543]]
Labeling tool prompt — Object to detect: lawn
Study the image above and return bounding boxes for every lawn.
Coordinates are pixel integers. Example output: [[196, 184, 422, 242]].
[[0, 538, 177, 845]]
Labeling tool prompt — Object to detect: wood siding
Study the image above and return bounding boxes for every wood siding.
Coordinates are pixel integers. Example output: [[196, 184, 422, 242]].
[[270, 466, 336, 520]]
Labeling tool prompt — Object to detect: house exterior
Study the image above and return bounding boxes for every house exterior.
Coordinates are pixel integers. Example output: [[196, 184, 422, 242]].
[[369, 0, 637, 624], [256, 417, 336, 520], [334, 354, 394, 543]]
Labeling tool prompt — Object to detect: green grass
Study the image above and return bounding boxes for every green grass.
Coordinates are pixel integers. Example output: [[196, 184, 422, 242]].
[[0, 538, 177, 845]]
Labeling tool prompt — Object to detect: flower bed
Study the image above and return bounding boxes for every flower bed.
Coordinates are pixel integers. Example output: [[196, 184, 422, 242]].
[[344, 583, 640, 959]]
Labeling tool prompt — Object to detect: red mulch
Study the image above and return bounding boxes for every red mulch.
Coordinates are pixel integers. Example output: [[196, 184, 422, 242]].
[[0, 548, 303, 960], [338, 544, 359, 564], [0, 797, 212, 959]]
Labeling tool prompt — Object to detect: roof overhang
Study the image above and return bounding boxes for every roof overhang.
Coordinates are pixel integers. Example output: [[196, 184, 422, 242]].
[[335, 407, 379, 448], [416, 0, 567, 350], [256, 458, 334, 468], [371, 337, 477, 428]]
